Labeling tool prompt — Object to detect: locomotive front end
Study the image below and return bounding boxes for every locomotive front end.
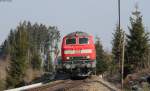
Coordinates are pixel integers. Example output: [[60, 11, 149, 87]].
[[61, 32, 96, 76]]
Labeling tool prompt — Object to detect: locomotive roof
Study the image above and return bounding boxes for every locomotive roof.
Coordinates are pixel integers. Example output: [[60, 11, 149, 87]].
[[66, 31, 90, 37]]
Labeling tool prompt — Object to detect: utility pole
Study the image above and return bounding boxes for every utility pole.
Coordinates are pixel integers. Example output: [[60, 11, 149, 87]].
[[118, 0, 120, 31], [118, 0, 125, 90], [121, 31, 125, 90]]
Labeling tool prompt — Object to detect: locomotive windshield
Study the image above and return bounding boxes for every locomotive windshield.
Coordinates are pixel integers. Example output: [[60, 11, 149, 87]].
[[66, 38, 76, 44], [79, 38, 88, 44]]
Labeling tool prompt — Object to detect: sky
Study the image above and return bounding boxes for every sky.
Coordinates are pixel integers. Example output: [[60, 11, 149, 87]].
[[0, 0, 150, 51]]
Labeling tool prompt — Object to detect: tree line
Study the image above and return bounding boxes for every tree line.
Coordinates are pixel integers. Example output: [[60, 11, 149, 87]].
[[95, 6, 150, 80], [0, 21, 60, 89]]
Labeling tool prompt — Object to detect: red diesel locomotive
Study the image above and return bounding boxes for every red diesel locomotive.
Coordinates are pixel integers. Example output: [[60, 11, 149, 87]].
[[61, 31, 96, 76]]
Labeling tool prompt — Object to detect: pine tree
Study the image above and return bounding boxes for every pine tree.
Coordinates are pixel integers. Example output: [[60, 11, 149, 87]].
[[7, 25, 29, 88], [31, 52, 42, 70], [112, 25, 124, 72], [125, 6, 149, 72], [95, 37, 108, 74], [3, 21, 60, 88]]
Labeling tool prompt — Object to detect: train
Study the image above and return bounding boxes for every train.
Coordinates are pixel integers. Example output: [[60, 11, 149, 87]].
[[60, 31, 96, 77]]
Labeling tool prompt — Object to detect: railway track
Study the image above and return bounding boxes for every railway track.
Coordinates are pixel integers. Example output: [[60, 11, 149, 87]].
[[27, 76, 120, 91], [27, 79, 85, 91], [27, 79, 69, 91]]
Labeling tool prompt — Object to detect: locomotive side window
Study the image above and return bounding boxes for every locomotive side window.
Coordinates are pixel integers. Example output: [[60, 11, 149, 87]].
[[66, 38, 76, 44], [79, 38, 88, 44]]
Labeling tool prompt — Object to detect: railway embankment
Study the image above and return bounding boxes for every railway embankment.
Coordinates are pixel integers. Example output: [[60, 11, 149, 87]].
[[27, 75, 120, 91], [5, 71, 150, 91]]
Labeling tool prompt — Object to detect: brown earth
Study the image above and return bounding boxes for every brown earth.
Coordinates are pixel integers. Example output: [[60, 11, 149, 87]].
[[28, 76, 119, 91]]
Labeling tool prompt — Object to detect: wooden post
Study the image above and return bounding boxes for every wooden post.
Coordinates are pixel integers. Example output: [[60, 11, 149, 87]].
[[118, 0, 125, 90], [118, 0, 120, 30], [121, 31, 125, 90]]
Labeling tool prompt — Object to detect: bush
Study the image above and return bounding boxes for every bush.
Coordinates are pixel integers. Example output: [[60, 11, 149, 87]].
[[0, 79, 6, 91], [96, 59, 108, 74]]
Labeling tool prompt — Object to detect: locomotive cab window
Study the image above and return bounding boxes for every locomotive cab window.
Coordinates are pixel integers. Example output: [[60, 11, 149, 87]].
[[79, 38, 88, 44], [66, 38, 76, 44]]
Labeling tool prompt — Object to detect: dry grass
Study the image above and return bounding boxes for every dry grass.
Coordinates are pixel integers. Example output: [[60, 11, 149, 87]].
[[24, 67, 43, 84], [0, 56, 10, 91], [0, 56, 10, 80], [124, 68, 150, 85]]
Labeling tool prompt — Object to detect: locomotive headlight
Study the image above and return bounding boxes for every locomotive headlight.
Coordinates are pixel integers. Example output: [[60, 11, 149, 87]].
[[66, 57, 70, 60], [64, 50, 75, 54], [81, 49, 92, 53], [86, 56, 90, 59]]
